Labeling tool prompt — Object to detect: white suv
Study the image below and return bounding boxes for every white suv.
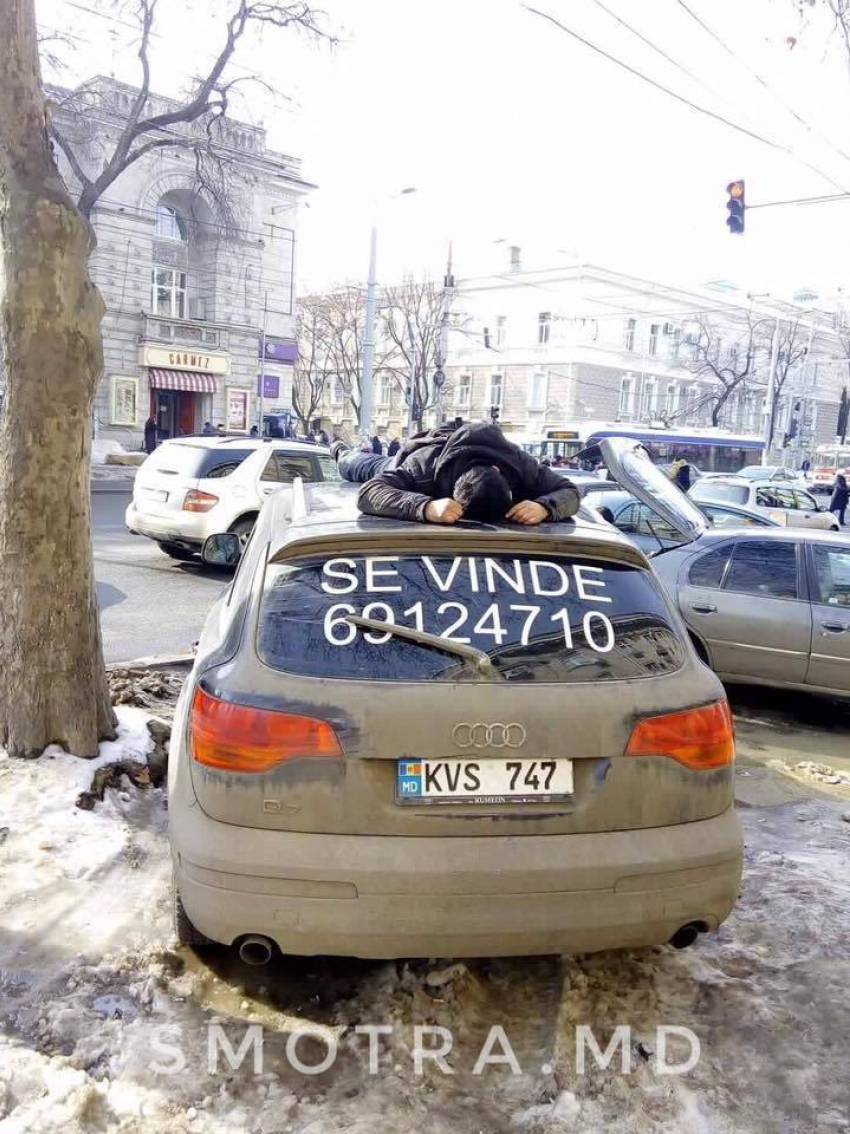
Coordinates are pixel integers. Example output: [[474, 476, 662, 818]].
[[126, 437, 340, 559]]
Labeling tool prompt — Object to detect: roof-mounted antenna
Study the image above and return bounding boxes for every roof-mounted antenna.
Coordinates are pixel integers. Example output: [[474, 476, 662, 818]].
[[291, 476, 308, 522]]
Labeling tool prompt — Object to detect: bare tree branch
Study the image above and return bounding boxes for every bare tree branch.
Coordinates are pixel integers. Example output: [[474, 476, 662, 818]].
[[48, 124, 92, 191], [680, 312, 773, 427], [41, 0, 331, 218]]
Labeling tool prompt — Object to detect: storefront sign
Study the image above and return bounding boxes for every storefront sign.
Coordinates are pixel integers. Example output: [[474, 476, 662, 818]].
[[261, 339, 298, 364], [226, 387, 250, 433], [111, 375, 138, 425], [139, 344, 230, 375], [257, 374, 280, 399]]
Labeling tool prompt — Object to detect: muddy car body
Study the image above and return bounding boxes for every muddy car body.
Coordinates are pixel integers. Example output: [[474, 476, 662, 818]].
[[168, 482, 742, 959]]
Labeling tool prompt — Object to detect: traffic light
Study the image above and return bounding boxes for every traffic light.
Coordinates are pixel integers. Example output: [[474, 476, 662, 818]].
[[490, 405, 500, 424], [726, 180, 745, 234]]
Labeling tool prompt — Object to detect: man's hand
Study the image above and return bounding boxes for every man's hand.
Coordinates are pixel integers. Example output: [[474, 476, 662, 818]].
[[425, 498, 464, 524], [507, 500, 549, 525]]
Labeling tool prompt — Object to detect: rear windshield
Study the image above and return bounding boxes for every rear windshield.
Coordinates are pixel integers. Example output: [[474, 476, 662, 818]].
[[692, 483, 749, 506], [316, 453, 342, 482], [149, 444, 252, 479], [257, 553, 684, 683]]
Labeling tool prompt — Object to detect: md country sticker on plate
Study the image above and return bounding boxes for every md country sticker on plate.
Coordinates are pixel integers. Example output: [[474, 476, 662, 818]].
[[396, 757, 574, 804]]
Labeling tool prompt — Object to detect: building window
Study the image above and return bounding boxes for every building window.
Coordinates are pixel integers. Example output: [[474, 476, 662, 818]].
[[641, 379, 657, 418], [618, 376, 633, 417], [538, 312, 551, 344], [488, 372, 504, 410], [151, 267, 187, 318], [624, 318, 636, 351], [669, 328, 682, 360], [330, 375, 343, 404], [685, 385, 700, 419], [376, 373, 391, 405], [648, 324, 660, 356], [455, 372, 472, 407], [666, 383, 679, 417], [528, 370, 548, 411], [496, 315, 507, 346], [155, 202, 186, 241]]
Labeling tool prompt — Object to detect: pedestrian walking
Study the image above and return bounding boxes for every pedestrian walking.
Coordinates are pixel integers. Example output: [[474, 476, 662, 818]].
[[371, 435, 383, 455], [830, 471, 848, 526], [387, 437, 400, 458], [143, 415, 158, 454], [669, 458, 691, 492]]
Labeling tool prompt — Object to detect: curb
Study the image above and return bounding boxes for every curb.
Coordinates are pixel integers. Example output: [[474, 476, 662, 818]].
[[91, 479, 136, 495], [107, 653, 194, 672]]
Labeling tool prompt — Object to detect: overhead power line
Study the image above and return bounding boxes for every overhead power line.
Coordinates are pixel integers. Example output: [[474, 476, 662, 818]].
[[523, 5, 797, 149], [522, 3, 850, 195], [673, 0, 850, 169], [583, 0, 767, 130]]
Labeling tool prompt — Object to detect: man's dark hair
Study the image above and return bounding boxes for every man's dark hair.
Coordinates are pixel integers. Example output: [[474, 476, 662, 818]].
[[454, 466, 513, 521]]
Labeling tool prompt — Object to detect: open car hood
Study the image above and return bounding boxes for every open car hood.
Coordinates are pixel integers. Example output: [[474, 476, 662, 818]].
[[600, 436, 708, 544]]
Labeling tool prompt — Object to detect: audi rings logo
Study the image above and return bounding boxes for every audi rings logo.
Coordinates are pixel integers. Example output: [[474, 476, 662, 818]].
[[452, 722, 527, 749]]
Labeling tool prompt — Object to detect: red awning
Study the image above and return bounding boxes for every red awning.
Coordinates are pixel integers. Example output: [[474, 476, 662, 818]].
[[149, 368, 216, 393]]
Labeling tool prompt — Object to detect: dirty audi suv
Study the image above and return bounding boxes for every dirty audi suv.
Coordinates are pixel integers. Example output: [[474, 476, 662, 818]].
[[168, 482, 742, 961]]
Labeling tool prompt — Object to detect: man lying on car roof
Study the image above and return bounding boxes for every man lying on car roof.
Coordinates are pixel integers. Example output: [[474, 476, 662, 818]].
[[334, 421, 581, 526]]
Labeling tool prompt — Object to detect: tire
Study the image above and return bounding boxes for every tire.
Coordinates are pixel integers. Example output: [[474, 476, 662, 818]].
[[228, 516, 257, 552], [172, 872, 212, 948], [158, 541, 198, 562]]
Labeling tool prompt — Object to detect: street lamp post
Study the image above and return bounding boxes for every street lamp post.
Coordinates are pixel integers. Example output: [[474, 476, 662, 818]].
[[359, 188, 416, 444], [359, 226, 379, 447]]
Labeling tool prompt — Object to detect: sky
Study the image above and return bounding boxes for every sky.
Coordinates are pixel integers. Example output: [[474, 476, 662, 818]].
[[35, 0, 850, 301]]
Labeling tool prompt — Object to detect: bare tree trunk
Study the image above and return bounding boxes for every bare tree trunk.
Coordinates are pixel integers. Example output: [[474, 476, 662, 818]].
[[0, 0, 116, 758]]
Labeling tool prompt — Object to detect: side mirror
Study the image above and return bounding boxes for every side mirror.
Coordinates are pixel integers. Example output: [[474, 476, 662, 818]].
[[202, 532, 242, 568]]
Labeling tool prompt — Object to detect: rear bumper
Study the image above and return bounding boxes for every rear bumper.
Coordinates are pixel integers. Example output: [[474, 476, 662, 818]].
[[124, 503, 207, 546], [172, 804, 743, 958]]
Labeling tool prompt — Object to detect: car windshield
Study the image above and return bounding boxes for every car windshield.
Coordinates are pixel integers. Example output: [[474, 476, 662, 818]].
[[736, 467, 774, 480], [692, 482, 750, 506], [257, 552, 684, 683]]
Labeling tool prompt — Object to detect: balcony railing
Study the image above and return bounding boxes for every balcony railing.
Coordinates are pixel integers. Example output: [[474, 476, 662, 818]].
[[141, 312, 221, 350]]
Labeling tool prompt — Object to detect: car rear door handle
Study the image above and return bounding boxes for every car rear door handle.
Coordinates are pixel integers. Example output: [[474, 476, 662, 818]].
[[690, 603, 717, 614], [820, 621, 850, 634]]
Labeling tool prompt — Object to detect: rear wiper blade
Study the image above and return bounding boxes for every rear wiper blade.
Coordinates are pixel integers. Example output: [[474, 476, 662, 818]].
[[344, 615, 496, 674]]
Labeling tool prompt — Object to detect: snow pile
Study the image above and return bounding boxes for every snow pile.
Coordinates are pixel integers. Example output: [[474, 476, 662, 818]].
[[1, 716, 850, 1133], [92, 439, 127, 466]]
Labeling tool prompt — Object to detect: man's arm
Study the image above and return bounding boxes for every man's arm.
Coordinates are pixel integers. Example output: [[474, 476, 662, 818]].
[[357, 467, 435, 522], [531, 467, 581, 521]]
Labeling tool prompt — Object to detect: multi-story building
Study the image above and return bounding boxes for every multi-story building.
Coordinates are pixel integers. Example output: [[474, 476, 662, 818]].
[[446, 258, 847, 459], [46, 77, 311, 449]]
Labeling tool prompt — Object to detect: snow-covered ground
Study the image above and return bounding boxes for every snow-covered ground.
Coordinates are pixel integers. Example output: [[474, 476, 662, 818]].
[[1, 708, 849, 1134]]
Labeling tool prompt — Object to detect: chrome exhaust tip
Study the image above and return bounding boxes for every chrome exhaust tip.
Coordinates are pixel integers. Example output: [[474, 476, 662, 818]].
[[238, 935, 274, 966]]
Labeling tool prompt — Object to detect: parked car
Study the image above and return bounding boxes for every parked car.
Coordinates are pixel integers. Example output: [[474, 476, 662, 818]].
[[602, 438, 850, 699], [168, 481, 741, 960], [125, 437, 340, 559], [690, 477, 840, 531], [587, 489, 778, 554], [731, 465, 804, 483]]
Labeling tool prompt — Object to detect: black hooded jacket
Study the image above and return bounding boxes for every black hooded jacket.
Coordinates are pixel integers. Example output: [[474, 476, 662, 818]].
[[356, 422, 581, 523]]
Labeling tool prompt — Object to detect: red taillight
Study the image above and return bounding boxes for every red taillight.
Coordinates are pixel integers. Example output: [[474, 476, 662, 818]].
[[183, 490, 219, 513], [625, 700, 734, 770], [190, 688, 342, 772]]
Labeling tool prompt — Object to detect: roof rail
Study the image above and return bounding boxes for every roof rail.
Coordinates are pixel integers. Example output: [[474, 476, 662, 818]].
[[291, 476, 308, 522]]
